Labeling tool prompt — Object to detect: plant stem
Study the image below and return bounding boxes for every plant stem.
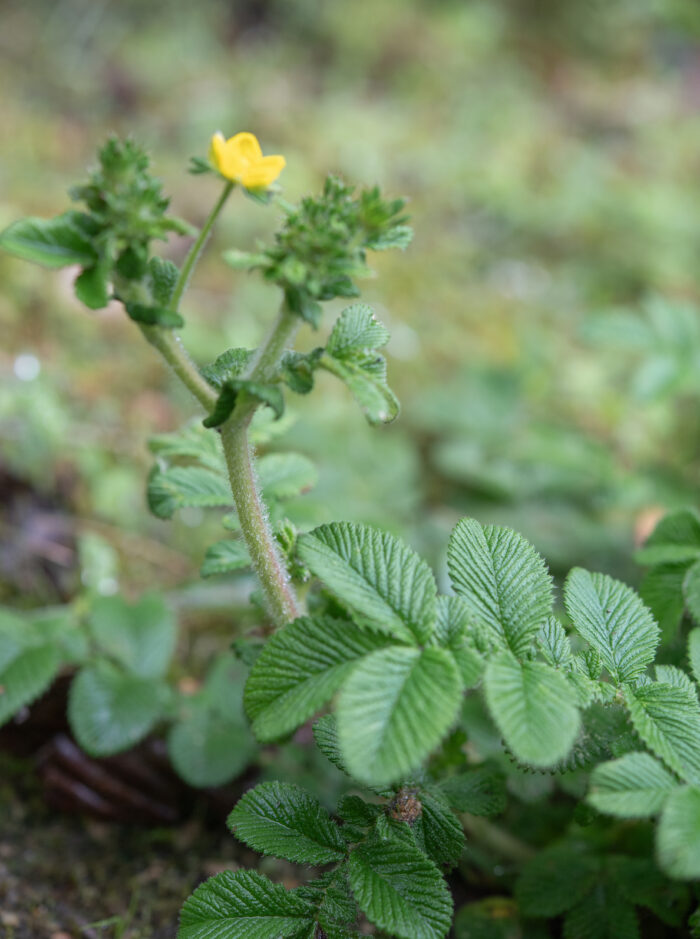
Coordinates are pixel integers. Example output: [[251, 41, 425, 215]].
[[461, 815, 535, 863], [170, 180, 234, 311], [219, 305, 302, 625], [140, 325, 217, 411]]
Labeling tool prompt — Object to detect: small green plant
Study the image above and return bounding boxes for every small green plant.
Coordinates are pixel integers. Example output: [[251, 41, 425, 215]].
[[2, 134, 700, 937]]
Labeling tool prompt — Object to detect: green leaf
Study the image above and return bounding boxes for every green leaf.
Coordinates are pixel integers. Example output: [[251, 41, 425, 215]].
[[147, 465, 231, 519], [447, 519, 553, 658], [640, 564, 687, 641], [222, 248, 269, 269], [313, 714, 349, 776], [320, 353, 399, 425], [337, 795, 382, 828], [684, 561, 700, 626], [625, 681, 700, 784], [607, 855, 688, 928], [483, 651, 580, 768], [417, 788, 465, 869], [326, 304, 390, 358], [689, 628, 700, 686], [149, 420, 224, 473], [537, 616, 574, 669], [297, 522, 437, 644], [516, 842, 598, 917], [168, 703, 256, 787], [337, 645, 462, 786], [0, 211, 96, 267], [228, 781, 346, 865], [149, 256, 180, 306], [124, 301, 184, 328], [348, 840, 452, 939], [0, 644, 60, 727], [200, 539, 251, 578], [74, 261, 110, 309], [563, 885, 639, 939], [564, 568, 660, 683], [177, 870, 315, 939], [68, 662, 168, 756], [657, 786, 700, 879], [588, 753, 678, 817], [88, 593, 176, 678], [438, 768, 507, 817], [637, 508, 700, 565], [200, 348, 254, 390], [258, 452, 318, 501], [203, 379, 284, 428], [245, 616, 387, 742]]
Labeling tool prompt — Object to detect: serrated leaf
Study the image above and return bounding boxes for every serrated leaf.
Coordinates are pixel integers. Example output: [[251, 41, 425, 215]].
[[258, 453, 318, 501], [245, 616, 387, 742], [228, 781, 346, 865], [417, 788, 465, 869], [337, 795, 381, 828], [563, 885, 639, 939], [588, 753, 678, 817], [200, 348, 254, 390], [88, 593, 175, 678], [447, 519, 553, 659], [147, 465, 231, 519], [68, 662, 168, 756], [168, 703, 256, 787], [655, 664, 697, 696], [348, 840, 452, 939], [516, 843, 598, 917], [657, 786, 700, 879], [201, 540, 251, 578], [313, 714, 349, 775], [624, 681, 700, 784], [148, 420, 224, 472], [0, 644, 60, 727], [438, 768, 507, 817], [326, 304, 390, 357], [564, 568, 659, 683], [124, 301, 184, 328], [178, 870, 315, 939], [432, 596, 472, 647], [607, 855, 688, 928], [337, 646, 462, 786], [537, 617, 573, 669], [640, 563, 687, 641], [484, 651, 580, 768], [0, 211, 96, 267], [320, 354, 399, 425], [297, 522, 437, 644]]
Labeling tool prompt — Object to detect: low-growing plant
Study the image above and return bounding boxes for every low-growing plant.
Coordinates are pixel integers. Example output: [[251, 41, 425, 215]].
[[2, 133, 700, 937]]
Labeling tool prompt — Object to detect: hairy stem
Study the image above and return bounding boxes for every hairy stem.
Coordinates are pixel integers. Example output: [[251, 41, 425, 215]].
[[170, 180, 234, 311], [140, 325, 217, 411], [219, 305, 302, 625]]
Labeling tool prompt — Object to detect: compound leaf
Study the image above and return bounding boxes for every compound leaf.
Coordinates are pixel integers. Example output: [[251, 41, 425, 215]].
[[147, 465, 231, 519], [168, 703, 256, 788], [0, 211, 96, 268], [657, 786, 700, 879], [201, 540, 251, 578], [516, 842, 598, 917], [625, 681, 700, 785], [0, 643, 60, 727], [88, 593, 176, 678]]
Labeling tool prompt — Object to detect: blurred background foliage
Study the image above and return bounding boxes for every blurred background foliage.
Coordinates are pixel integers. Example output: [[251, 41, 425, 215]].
[[3, 0, 700, 613]]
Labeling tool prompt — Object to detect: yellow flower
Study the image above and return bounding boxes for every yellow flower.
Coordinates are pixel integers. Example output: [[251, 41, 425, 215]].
[[209, 131, 286, 190]]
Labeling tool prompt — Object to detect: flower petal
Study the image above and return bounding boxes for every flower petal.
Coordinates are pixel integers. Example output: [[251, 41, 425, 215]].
[[228, 132, 263, 162], [242, 155, 286, 189]]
